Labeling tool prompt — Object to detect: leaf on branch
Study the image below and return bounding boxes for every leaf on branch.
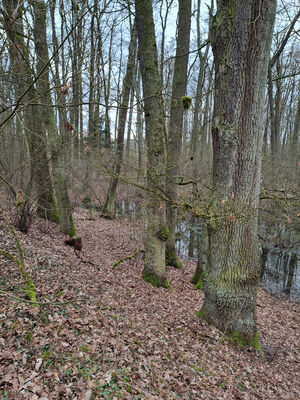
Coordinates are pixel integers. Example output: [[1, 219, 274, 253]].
[[284, 214, 292, 223], [59, 84, 71, 95], [65, 122, 74, 131]]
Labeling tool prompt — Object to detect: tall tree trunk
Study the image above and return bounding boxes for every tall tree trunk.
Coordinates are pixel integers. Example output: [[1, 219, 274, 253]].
[[32, 0, 60, 223], [49, 0, 76, 236], [165, 0, 191, 268], [103, 24, 137, 215], [291, 80, 300, 153], [199, 0, 276, 346], [4, 0, 56, 222], [135, 0, 170, 288], [136, 68, 144, 182]]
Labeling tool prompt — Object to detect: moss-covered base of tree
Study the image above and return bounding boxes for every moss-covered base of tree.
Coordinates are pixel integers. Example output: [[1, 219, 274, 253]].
[[36, 192, 60, 224], [195, 279, 203, 290], [102, 196, 115, 216], [190, 270, 204, 288], [142, 269, 171, 289], [165, 248, 182, 269], [49, 193, 60, 223], [227, 331, 263, 355], [196, 308, 205, 318], [196, 308, 263, 354], [67, 216, 76, 237]]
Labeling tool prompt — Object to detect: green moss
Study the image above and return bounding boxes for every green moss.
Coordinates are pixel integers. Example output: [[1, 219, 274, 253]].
[[79, 345, 89, 353], [196, 308, 205, 318], [190, 269, 204, 288], [67, 216, 76, 237], [82, 196, 92, 205], [228, 0, 236, 18], [57, 325, 62, 335], [181, 96, 192, 110], [142, 269, 171, 289], [25, 332, 33, 342], [165, 247, 182, 269], [227, 331, 263, 355], [42, 350, 53, 361], [195, 279, 203, 290], [156, 225, 169, 241], [49, 192, 60, 223], [25, 280, 38, 307]]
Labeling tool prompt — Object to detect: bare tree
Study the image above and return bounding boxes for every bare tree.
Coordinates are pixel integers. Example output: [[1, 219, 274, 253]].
[[165, 0, 191, 269], [199, 0, 276, 346], [135, 0, 170, 288]]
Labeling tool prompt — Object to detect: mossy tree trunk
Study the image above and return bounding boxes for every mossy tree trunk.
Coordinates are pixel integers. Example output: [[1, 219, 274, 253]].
[[32, 0, 60, 223], [136, 69, 144, 182], [165, 0, 191, 269], [135, 0, 170, 288], [291, 80, 300, 154], [4, 0, 56, 222], [189, 1, 211, 288], [200, 0, 276, 345], [190, 222, 208, 289], [49, 0, 76, 236], [103, 24, 137, 215]]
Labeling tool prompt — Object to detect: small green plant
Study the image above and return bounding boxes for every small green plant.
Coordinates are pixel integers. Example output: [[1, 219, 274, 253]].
[[42, 349, 53, 361], [25, 332, 33, 342], [65, 368, 73, 377], [79, 345, 89, 353]]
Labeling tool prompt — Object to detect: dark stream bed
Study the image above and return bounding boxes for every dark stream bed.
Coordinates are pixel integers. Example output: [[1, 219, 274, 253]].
[[112, 201, 300, 300]]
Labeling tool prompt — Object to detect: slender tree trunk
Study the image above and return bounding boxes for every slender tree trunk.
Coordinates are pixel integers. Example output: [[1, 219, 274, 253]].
[[49, 0, 76, 236], [135, 0, 170, 288], [200, 0, 276, 346], [165, 0, 191, 268], [291, 80, 300, 152], [136, 68, 144, 182], [103, 24, 137, 215]]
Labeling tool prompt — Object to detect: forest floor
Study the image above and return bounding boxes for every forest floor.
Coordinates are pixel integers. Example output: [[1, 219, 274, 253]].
[[0, 204, 299, 400]]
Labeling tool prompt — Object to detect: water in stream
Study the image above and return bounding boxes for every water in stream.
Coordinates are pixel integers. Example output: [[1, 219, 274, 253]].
[[114, 201, 300, 300]]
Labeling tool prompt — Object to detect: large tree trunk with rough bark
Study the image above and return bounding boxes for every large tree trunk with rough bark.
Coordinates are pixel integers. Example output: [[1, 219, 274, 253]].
[[165, 0, 191, 269], [4, 0, 57, 223], [135, 0, 170, 288], [199, 0, 276, 346]]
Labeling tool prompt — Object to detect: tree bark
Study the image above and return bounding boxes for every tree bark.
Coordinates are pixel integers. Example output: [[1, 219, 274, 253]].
[[4, 0, 56, 222], [49, 0, 76, 236], [135, 0, 170, 288], [200, 0, 276, 346], [165, 0, 191, 268]]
